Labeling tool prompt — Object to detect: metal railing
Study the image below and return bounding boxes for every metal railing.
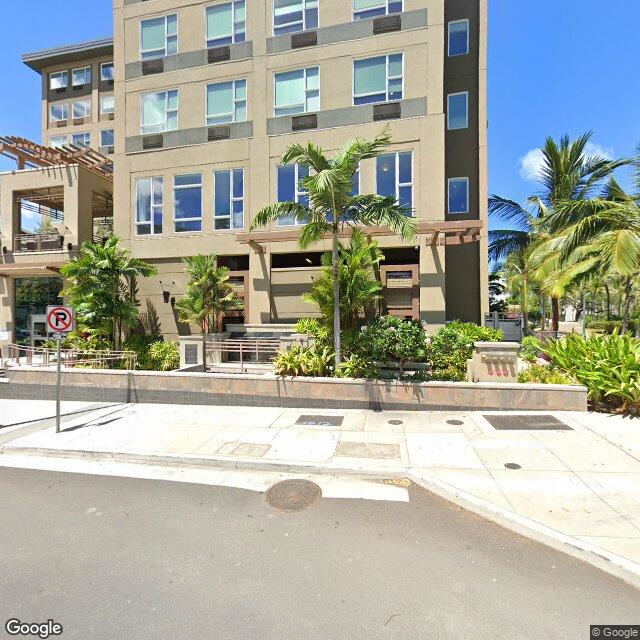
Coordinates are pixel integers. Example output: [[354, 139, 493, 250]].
[[205, 338, 281, 373], [13, 232, 64, 253], [2, 344, 137, 371]]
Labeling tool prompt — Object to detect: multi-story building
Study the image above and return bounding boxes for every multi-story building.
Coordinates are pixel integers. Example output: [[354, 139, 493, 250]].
[[1, 0, 488, 346]]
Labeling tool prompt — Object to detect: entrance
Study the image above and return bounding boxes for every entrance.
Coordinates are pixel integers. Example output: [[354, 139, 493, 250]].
[[13, 277, 63, 345]]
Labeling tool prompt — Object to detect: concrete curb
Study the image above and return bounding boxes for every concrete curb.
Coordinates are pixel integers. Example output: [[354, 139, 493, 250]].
[[2, 444, 640, 590]]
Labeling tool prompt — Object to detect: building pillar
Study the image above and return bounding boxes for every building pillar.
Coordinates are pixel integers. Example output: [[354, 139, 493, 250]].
[[419, 241, 446, 328], [0, 276, 15, 344], [248, 246, 271, 325]]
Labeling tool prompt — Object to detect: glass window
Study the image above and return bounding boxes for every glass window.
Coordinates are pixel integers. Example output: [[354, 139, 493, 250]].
[[49, 71, 68, 90], [49, 103, 68, 122], [101, 129, 115, 148], [273, 0, 318, 35], [101, 62, 115, 81], [206, 79, 247, 125], [49, 136, 67, 149], [448, 19, 469, 56], [447, 92, 468, 130], [72, 132, 91, 148], [136, 177, 164, 235], [274, 67, 319, 117], [206, 1, 246, 48], [353, 53, 402, 105], [277, 164, 309, 226], [448, 177, 469, 214], [13, 277, 63, 346], [72, 99, 91, 119], [141, 90, 178, 135], [353, 0, 402, 20], [72, 66, 92, 87], [214, 169, 244, 230], [376, 151, 413, 211], [174, 174, 203, 232], [101, 95, 115, 114], [141, 14, 178, 60]]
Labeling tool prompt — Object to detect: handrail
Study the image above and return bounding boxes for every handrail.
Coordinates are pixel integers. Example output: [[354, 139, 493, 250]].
[[3, 344, 137, 370], [13, 232, 63, 253], [204, 338, 281, 373]]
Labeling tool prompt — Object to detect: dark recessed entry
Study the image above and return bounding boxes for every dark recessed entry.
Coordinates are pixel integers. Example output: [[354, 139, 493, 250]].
[[373, 102, 401, 121], [297, 414, 344, 427], [483, 414, 572, 431], [208, 124, 231, 141], [292, 113, 317, 131], [373, 14, 401, 34], [208, 45, 231, 63], [142, 134, 163, 150], [291, 30, 317, 48], [142, 58, 164, 75]]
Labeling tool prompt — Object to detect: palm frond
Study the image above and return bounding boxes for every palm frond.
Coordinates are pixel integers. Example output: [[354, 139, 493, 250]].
[[251, 201, 311, 230]]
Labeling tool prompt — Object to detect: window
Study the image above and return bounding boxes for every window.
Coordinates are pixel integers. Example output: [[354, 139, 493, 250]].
[[72, 66, 92, 87], [49, 136, 67, 149], [206, 79, 247, 125], [214, 169, 244, 230], [101, 62, 115, 81], [376, 151, 413, 211], [353, 53, 402, 105], [274, 67, 319, 117], [72, 132, 91, 148], [49, 71, 68, 90], [136, 177, 164, 235], [448, 19, 469, 56], [206, 1, 246, 48], [273, 0, 318, 35], [353, 0, 402, 20], [277, 164, 309, 226], [141, 90, 178, 135], [141, 14, 178, 60], [447, 91, 468, 130], [101, 129, 115, 148], [72, 99, 91, 119], [101, 95, 115, 114], [448, 177, 469, 214], [49, 103, 68, 122], [174, 174, 203, 232]]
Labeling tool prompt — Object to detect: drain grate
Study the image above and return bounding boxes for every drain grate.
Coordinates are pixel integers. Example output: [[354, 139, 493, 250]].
[[483, 414, 572, 431], [296, 414, 344, 427], [447, 419, 464, 426], [265, 480, 322, 512]]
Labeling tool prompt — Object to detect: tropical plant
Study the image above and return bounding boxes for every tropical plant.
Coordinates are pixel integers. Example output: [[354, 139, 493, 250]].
[[60, 236, 157, 349], [146, 340, 180, 371], [251, 128, 417, 365], [519, 336, 542, 363], [303, 229, 384, 330], [518, 364, 574, 385], [273, 344, 334, 377], [335, 353, 376, 379], [488, 272, 507, 313], [175, 254, 243, 334]]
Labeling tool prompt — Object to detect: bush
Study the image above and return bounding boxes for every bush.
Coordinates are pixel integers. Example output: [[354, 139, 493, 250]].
[[122, 334, 158, 370], [274, 344, 334, 378], [585, 318, 638, 335], [427, 321, 503, 382], [146, 341, 180, 371], [520, 336, 542, 363], [335, 354, 376, 379], [543, 333, 640, 412], [518, 364, 574, 385]]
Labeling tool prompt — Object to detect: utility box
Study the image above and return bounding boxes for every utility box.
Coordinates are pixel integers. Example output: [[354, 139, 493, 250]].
[[467, 341, 520, 383], [179, 336, 206, 371]]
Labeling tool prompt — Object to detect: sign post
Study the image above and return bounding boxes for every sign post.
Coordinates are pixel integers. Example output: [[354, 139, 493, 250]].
[[46, 306, 75, 434]]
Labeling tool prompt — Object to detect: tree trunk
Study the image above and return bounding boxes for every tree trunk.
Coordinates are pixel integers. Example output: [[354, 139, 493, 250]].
[[332, 229, 342, 366], [521, 278, 529, 335], [622, 277, 633, 334], [551, 296, 560, 333], [540, 295, 546, 330], [604, 283, 611, 321]]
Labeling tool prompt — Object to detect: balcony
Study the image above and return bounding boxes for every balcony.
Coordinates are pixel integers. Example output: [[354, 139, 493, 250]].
[[13, 232, 64, 253]]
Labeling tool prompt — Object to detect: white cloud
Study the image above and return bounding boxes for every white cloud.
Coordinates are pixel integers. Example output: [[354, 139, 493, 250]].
[[584, 142, 614, 161]]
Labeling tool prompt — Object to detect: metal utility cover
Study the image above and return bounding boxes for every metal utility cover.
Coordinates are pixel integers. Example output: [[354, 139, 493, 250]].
[[265, 480, 322, 512], [296, 415, 344, 427], [484, 414, 572, 431]]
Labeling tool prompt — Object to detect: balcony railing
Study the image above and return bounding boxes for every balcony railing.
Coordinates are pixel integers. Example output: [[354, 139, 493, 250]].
[[13, 232, 64, 253]]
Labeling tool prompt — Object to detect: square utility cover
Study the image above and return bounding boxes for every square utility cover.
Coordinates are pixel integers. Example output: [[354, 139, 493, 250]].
[[296, 415, 344, 427], [483, 414, 573, 431]]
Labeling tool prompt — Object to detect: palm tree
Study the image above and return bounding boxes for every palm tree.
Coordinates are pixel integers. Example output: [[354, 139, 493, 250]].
[[175, 254, 243, 335], [489, 132, 627, 331], [303, 229, 384, 330], [251, 129, 417, 365], [61, 236, 157, 349]]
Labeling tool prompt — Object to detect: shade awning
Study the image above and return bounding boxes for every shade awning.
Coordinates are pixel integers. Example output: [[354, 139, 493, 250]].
[[0, 263, 64, 277]]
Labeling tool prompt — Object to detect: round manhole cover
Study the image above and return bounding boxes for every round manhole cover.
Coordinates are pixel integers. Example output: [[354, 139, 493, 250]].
[[388, 419, 403, 425], [447, 419, 464, 426], [504, 462, 522, 470], [265, 480, 322, 512]]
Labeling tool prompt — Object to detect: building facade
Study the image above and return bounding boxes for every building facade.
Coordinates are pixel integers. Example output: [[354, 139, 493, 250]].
[[1, 0, 488, 345]]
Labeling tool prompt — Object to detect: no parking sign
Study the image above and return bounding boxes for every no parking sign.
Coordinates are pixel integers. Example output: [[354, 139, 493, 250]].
[[46, 306, 75, 335]]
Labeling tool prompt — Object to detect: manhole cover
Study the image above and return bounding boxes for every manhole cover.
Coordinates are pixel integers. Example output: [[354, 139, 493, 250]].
[[265, 480, 322, 512], [296, 414, 343, 427], [504, 462, 522, 470], [388, 419, 403, 425], [447, 419, 464, 426], [483, 414, 572, 431]]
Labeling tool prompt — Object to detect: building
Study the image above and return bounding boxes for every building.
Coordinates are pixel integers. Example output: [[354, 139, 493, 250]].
[[1, 0, 488, 346]]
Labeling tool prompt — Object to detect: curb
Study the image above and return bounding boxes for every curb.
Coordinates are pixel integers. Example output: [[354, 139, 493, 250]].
[[2, 444, 640, 590]]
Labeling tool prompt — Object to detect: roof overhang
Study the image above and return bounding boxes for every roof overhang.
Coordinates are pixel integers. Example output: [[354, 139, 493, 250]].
[[22, 37, 113, 73], [0, 263, 64, 277]]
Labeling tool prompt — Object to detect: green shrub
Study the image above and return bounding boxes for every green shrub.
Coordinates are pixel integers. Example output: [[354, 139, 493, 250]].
[[520, 336, 542, 363], [335, 354, 376, 379], [543, 333, 640, 412], [585, 319, 638, 335], [427, 321, 503, 382], [274, 344, 334, 378], [518, 364, 574, 385], [146, 341, 180, 371], [122, 334, 158, 370]]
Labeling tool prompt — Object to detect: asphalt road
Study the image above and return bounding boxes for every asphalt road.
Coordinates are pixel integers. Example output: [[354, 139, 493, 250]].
[[0, 467, 638, 640]]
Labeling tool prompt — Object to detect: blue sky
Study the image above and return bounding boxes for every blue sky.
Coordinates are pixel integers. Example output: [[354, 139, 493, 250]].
[[1, 0, 639, 215]]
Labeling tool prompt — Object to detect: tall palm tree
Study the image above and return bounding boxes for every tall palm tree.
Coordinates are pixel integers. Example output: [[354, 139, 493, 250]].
[[489, 132, 627, 331], [61, 236, 157, 349], [251, 129, 417, 364]]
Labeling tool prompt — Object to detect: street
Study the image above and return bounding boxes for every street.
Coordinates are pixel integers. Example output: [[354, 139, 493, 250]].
[[0, 467, 637, 639]]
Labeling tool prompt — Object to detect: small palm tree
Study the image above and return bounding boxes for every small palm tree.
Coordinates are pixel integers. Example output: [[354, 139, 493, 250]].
[[61, 236, 157, 349], [175, 254, 243, 334], [251, 129, 417, 364]]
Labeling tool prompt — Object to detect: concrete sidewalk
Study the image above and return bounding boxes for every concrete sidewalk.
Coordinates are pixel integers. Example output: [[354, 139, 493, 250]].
[[2, 401, 640, 585]]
